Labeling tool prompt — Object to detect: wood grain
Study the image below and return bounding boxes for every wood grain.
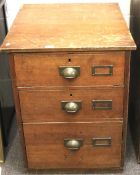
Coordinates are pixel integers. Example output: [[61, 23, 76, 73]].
[[0, 4, 136, 52], [14, 52, 125, 87], [23, 121, 123, 169], [121, 51, 131, 167], [19, 88, 124, 123], [8, 54, 28, 167], [0, 3, 135, 171]]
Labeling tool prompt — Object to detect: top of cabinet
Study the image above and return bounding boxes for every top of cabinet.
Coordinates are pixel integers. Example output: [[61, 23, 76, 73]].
[[0, 3, 136, 52]]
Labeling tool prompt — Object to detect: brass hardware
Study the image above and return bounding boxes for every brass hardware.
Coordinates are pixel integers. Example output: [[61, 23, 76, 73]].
[[64, 139, 83, 150], [92, 65, 113, 76], [59, 66, 80, 79], [92, 100, 112, 110], [61, 101, 82, 113], [92, 137, 112, 147]]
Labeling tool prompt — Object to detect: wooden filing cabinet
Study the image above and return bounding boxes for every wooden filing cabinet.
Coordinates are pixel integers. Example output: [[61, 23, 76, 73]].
[[0, 3, 136, 171]]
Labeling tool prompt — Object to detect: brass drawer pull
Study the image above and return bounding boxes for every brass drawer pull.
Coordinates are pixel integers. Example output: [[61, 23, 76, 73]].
[[92, 100, 112, 110], [92, 137, 112, 147], [64, 139, 83, 150], [61, 101, 82, 113], [59, 66, 80, 79], [92, 65, 113, 76]]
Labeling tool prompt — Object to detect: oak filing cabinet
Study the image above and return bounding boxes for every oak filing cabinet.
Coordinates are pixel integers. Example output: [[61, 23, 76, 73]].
[[0, 3, 136, 171]]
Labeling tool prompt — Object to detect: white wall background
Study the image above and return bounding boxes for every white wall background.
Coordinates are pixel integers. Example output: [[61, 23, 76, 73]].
[[5, 0, 131, 29]]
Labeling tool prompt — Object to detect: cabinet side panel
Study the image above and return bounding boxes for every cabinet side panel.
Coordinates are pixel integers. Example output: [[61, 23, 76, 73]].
[[121, 51, 131, 167], [9, 53, 28, 167]]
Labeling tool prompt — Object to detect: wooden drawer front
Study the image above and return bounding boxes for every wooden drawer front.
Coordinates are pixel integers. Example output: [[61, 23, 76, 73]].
[[19, 88, 124, 123], [23, 122, 123, 169], [14, 52, 125, 87]]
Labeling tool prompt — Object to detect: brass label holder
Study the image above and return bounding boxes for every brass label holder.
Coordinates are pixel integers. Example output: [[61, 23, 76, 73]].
[[92, 65, 113, 76], [92, 137, 112, 147], [92, 100, 112, 110]]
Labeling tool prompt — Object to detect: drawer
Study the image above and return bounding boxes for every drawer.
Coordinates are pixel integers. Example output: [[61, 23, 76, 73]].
[[14, 52, 125, 87], [19, 88, 124, 122], [23, 121, 123, 169]]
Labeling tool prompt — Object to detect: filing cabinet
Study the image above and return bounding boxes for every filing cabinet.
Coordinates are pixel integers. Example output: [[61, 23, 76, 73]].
[[0, 3, 136, 171]]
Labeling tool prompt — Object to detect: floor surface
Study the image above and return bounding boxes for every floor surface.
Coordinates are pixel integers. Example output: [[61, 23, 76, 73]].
[[1, 117, 140, 175]]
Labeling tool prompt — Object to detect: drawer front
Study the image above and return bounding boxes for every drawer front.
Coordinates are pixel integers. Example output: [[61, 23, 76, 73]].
[[19, 88, 124, 122], [23, 122, 123, 169], [14, 52, 125, 87]]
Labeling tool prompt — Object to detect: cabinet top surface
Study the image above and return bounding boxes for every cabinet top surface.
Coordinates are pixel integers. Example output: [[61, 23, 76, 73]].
[[0, 3, 136, 52]]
